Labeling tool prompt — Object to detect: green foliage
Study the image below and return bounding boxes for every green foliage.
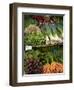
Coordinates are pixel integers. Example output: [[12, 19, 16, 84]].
[[39, 52, 53, 65], [41, 24, 52, 39], [24, 50, 40, 60], [24, 32, 46, 46], [24, 16, 38, 27], [24, 46, 63, 65], [41, 23, 63, 38], [49, 46, 63, 63]]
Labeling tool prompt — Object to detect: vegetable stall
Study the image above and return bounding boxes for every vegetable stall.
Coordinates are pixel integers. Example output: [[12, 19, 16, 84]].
[[24, 15, 63, 74]]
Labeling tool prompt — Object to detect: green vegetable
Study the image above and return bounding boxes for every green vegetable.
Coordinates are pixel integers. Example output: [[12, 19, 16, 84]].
[[24, 31, 45, 46], [24, 16, 38, 27]]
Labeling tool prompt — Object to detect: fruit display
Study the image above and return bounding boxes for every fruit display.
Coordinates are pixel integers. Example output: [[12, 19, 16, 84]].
[[24, 15, 63, 74]]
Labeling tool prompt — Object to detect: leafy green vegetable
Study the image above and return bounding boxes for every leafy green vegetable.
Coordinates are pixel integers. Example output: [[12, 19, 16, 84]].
[[41, 24, 52, 36], [24, 31, 45, 46], [24, 50, 41, 61], [24, 45, 63, 65]]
